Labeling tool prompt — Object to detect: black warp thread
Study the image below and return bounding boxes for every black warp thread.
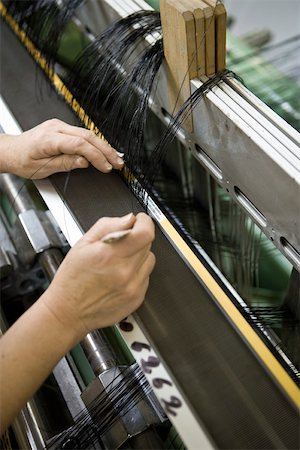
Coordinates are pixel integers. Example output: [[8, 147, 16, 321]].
[[4, 0, 85, 73], [46, 364, 163, 449], [66, 11, 162, 133], [3, 0, 299, 415], [141, 70, 238, 198], [64, 12, 240, 200]]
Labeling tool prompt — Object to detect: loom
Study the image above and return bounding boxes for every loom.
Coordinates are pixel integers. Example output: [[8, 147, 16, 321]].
[[0, 0, 299, 449]]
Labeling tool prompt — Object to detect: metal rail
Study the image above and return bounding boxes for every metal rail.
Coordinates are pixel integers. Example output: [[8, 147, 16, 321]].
[[75, 0, 300, 270]]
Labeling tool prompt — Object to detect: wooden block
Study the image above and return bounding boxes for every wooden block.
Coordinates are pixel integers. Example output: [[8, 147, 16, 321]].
[[160, 0, 198, 130], [184, 0, 206, 77], [203, 0, 227, 72], [196, 0, 215, 76]]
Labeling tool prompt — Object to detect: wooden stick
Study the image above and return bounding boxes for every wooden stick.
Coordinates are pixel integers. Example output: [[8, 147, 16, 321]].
[[160, 0, 198, 130], [196, 0, 215, 76], [184, 0, 205, 77], [160, 0, 227, 131], [203, 0, 227, 72]]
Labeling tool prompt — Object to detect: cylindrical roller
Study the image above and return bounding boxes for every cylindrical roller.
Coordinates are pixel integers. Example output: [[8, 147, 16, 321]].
[[0, 247, 13, 278], [38, 248, 64, 280], [0, 173, 36, 215], [80, 330, 118, 376]]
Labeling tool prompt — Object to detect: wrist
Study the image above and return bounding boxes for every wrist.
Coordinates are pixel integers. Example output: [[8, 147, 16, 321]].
[[39, 287, 88, 345], [0, 134, 19, 174]]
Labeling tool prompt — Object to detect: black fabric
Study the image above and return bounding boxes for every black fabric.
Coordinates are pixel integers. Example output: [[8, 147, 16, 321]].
[[1, 20, 299, 449]]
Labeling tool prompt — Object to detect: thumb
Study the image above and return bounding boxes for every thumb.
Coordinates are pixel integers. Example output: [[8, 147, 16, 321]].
[[50, 155, 89, 173], [83, 213, 136, 243]]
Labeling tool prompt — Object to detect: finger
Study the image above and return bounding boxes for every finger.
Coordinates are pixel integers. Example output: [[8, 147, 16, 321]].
[[126, 252, 156, 309], [83, 213, 136, 243], [50, 121, 124, 170], [50, 134, 116, 173], [30, 155, 89, 179], [95, 213, 155, 258], [136, 251, 156, 281], [121, 243, 152, 272], [131, 245, 155, 275], [70, 129, 123, 169], [117, 213, 155, 257], [50, 154, 89, 172]]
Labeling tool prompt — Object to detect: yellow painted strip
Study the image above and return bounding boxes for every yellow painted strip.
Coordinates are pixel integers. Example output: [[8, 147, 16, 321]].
[[0, 1, 105, 142], [1, 0, 299, 409], [160, 218, 300, 409]]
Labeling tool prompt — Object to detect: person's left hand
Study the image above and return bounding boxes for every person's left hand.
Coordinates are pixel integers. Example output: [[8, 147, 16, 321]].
[[0, 119, 124, 179]]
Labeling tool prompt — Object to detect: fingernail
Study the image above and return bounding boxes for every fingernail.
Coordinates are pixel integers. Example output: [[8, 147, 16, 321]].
[[105, 163, 113, 171], [116, 151, 124, 157], [117, 157, 124, 165], [101, 229, 131, 244], [121, 212, 134, 222]]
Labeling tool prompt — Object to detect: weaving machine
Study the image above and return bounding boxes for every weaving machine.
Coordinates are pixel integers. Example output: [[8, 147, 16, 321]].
[[0, 0, 299, 449]]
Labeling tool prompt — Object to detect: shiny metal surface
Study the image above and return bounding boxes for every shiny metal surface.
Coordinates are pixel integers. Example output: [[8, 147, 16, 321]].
[[0, 173, 67, 268], [19, 209, 63, 253], [1, 5, 299, 448], [80, 364, 166, 449], [38, 248, 64, 280], [189, 78, 300, 271], [12, 407, 46, 450], [0, 212, 14, 278], [80, 330, 118, 376], [74, 0, 300, 270], [0, 173, 36, 214], [0, 247, 12, 277], [52, 358, 86, 419]]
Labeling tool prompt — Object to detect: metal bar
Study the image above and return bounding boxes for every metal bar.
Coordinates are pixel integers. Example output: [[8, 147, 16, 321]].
[[97, 0, 300, 266], [0, 173, 36, 215], [80, 331, 118, 376], [189, 78, 300, 270]]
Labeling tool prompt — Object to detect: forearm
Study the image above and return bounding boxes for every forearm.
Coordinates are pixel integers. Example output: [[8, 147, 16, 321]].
[[0, 134, 15, 174], [0, 292, 81, 432]]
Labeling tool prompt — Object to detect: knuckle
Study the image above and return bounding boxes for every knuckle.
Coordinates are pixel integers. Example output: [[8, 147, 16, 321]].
[[97, 217, 111, 229], [133, 293, 145, 310], [47, 118, 61, 128], [125, 283, 138, 301], [142, 227, 155, 244], [49, 135, 60, 153], [74, 136, 86, 148], [117, 267, 131, 287], [62, 156, 72, 172], [149, 252, 156, 270], [85, 129, 95, 140]]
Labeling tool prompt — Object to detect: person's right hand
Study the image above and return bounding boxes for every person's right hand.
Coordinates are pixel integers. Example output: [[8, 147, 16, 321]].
[[42, 213, 155, 341]]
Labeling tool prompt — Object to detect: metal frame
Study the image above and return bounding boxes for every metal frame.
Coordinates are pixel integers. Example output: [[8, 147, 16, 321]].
[[2, 93, 299, 449], [75, 0, 300, 269], [0, 96, 215, 449], [1, 0, 299, 446]]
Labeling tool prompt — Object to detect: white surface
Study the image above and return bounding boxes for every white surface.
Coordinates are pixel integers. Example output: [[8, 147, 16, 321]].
[[225, 0, 300, 45], [0, 94, 214, 449], [118, 316, 215, 450], [0, 96, 22, 134], [33, 179, 84, 246]]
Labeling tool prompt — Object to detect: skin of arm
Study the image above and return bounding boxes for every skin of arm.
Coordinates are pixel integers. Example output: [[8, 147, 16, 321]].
[[0, 119, 154, 431], [0, 118, 124, 178], [0, 212, 156, 432]]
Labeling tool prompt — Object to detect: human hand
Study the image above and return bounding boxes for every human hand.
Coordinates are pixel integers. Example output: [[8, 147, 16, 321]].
[[42, 213, 156, 341], [0, 119, 124, 179]]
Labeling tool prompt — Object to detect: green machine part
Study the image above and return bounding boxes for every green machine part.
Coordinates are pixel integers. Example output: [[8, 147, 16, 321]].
[[144, 0, 160, 11]]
